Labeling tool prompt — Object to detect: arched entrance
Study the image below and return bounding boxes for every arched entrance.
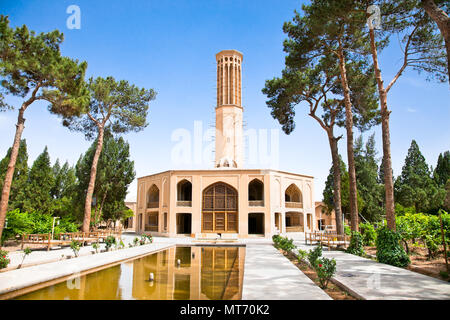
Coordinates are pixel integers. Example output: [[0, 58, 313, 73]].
[[248, 212, 264, 235], [202, 182, 238, 233]]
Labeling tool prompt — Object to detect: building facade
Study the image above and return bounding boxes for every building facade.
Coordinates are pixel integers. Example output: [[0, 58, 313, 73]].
[[136, 50, 318, 238]]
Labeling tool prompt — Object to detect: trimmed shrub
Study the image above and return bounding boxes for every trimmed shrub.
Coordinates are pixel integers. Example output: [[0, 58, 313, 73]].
[[359, 222, 377, 246], [314, 257, 337, 289], [376, 226, 410, 267], [346, 231, 365, 256], [308, 244, 322, 266]]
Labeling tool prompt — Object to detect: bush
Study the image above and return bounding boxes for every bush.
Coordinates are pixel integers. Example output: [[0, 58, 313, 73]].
[[1, 209, 81, 244], [0, 250, 10, 269], [105, 236, 116, 251], [344, 225, 351, 236], [359, 222, 377, 246], [278, 237, 296, 252], [92, 242, 99, 253], [272, 235, 296, 252], [376, 226, 410, 267], [133, 237, 139, 247], [297, 249, 308, 262], [314, 257, 337, 289], [346, 231, 365, 256], [1, 209, 34, 244], [70, 240, 80, 257], [308, 244, 322, 266], [396, 210, 449, 258]]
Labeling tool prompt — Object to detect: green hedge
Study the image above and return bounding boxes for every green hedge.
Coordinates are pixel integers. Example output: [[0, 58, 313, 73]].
[[376, 226, 410, 268]]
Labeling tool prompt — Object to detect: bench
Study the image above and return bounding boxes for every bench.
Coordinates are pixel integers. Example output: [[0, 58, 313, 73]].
[[21, 229, 122, 251], [305, 232, 350, 250]]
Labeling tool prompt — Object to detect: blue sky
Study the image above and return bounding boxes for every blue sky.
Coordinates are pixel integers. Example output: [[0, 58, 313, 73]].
[[1, 0, 449, 202]]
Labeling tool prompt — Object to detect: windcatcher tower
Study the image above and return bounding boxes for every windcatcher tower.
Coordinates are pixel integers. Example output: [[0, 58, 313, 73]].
[[215, 50, 243, 168]]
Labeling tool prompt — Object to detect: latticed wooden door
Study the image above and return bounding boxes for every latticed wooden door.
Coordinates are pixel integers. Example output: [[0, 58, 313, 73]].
[[202, 183, 238, 232]]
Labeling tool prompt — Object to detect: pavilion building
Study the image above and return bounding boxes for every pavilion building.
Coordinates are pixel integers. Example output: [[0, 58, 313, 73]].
[[136, 50, 317, 238]]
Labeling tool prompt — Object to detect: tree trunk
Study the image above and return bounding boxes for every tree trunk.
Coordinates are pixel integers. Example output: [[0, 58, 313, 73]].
[[0, 106, 27, 244], [369, 28, 397, 231], [421, 0, 450, 84], [82, 126, 105, 232], [328, 132, 344, 235], [337, 45, 359, 232]]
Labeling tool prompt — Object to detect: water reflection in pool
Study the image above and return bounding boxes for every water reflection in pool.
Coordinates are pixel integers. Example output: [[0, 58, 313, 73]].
[[16, 246, 245, 300]]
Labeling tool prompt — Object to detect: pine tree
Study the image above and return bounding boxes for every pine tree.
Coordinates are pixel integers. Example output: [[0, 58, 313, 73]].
[[17, 147, 55, 214], [0, 16, 88, 240], [0, 139, 28, 210], [57, 76, 156, 232], [262, 1, 380, 233]]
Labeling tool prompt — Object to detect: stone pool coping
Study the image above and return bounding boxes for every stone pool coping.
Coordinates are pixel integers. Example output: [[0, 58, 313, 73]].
[[0, 242, 174, 299]]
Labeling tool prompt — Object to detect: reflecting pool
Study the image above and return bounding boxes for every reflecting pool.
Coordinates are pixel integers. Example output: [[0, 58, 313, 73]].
[[16, 246, 245, 300]]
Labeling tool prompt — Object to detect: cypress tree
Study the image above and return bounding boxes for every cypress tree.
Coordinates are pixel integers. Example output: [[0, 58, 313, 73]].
[[433, 151, 450, 187], [18, 147, 55, 214], [395, 140, 444, 212]]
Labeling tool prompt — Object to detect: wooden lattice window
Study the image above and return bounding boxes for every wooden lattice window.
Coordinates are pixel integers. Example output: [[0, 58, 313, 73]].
[[202, 182, 238, 232]]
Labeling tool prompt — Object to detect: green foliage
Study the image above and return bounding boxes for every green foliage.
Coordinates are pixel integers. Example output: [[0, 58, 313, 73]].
[[323, 156, 364, 217], [73, 133, 136, 224], [70, 240, 80, 257], [376, 226, 410, 267], [1, 209, 79, 244], [16, 147, 54, 214], [396, 210, 449, 259], [297, 249, 308, 262], [433, 151, 450, 187], [0, 250, 10, 269], [359, 222, 377, 246], [354, 134, 384, 222], [0, 15, 88, 112], [346, 231, 366, 256], [272, 235, 296, 252], [133, 237, 139, 247], [308, 245, 323, 267], [105, 236, 116, 251], [395, 140, 445, 213], [92, 242, 99, 253], [314, 257, 337, 289], [344, 225, 351, 236], [1, 209, 34, 243]]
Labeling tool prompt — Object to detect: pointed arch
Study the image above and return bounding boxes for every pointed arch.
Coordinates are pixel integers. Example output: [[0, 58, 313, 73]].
[[202, 182, 238, 233], [285, 183, 303, 208], [147, 184, 159, 208]]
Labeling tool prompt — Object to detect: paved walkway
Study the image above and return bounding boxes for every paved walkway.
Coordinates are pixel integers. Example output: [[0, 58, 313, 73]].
[[295, 241, 450, 300], [242, 243, 331, 300]]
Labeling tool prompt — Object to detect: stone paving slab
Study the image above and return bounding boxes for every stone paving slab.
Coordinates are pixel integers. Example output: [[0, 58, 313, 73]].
[[295, 241, 450, 300], [0, 242, 173, 297], [242, 243, 331, 300]]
